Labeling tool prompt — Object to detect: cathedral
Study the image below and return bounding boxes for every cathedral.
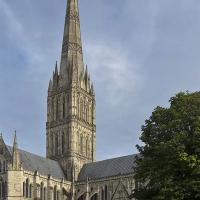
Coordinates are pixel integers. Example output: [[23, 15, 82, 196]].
[[0, 0, 136, 199]]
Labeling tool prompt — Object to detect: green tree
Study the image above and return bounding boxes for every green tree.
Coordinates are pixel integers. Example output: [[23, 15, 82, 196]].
[[133, 92, 200, 200]]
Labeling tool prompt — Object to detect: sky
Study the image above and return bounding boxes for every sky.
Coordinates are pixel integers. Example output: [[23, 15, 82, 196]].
[[0, 0, 200, 161]]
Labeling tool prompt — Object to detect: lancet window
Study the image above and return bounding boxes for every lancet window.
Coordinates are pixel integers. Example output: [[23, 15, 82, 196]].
[[63, 96, 65, 119], [56, 98, 59, 120], [55, 134, 59, 155], [80, 136, 83, 153], [54, 186, 57, 200], [25, 179, 29, 198], [61, 133, 65, 154], [86, 138, 88, 156]]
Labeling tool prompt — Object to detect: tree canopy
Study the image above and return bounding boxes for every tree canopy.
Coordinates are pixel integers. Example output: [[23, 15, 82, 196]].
[[133, 92, 200, 200]]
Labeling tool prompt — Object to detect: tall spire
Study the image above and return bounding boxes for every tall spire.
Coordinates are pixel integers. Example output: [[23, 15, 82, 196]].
[[47, 0, 96, 181], [13, 130, 18, 150], [60, 0, 84, 82], [12, 131, 20, 170]]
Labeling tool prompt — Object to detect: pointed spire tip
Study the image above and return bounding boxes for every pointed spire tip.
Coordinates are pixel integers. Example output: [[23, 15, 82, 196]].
[[13, 130, 18, 146]]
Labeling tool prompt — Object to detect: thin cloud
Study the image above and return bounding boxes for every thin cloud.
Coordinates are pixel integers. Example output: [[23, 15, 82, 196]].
[[0, 0, 24, 36], [0, 0, 50, 77], [85, 43, 141, 106]]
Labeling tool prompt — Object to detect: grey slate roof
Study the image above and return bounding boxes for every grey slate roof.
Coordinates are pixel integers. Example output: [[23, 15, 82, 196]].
[[7, 146, 65, 179], [78, 154, 137, 181]]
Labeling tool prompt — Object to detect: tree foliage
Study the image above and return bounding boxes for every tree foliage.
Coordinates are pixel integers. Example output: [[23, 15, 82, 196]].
[[133, 92, 200, 200]]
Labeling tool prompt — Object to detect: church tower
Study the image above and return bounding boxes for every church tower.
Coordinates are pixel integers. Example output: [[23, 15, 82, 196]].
[[46, 0, 96, 181]]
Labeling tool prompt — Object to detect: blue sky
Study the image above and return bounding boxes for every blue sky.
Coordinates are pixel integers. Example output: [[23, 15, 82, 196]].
[[0, 0, 200, 160]]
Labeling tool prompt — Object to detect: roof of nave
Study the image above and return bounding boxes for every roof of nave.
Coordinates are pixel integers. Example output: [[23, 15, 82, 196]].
[[78, 154, 137, 181], [6, 146, 65, 179]]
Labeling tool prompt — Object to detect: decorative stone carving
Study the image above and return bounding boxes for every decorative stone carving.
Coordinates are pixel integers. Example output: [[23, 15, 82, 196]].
[[62, 42, 82, 54], [66, 10, 80, 21]]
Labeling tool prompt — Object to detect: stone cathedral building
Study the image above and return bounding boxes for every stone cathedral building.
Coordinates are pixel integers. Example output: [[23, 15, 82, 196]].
[[0, 0, 136, 199]]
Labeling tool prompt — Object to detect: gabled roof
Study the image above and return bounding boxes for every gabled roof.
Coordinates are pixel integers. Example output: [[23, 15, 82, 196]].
[[7, 146, 65, 179], [78, 154, 137, 181]]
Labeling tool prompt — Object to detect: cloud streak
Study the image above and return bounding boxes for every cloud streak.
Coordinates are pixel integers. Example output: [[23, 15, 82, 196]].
[[85, 43, 141, 106]]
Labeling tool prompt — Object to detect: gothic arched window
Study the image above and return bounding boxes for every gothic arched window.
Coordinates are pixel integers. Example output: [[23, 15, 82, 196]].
[[51, 134, 54, 155], [73, 91, 76, 108], [83, 99, 86, 121], [54, 186, 57, 200], [86, 138, 88, 156], [88, 139, 91, 158], [67, 131, 70, 150], [86, 104, 88, 122], [105, 185, 108, 200], [62, 133, 65, 154], [80, 99, 83, 120], [101, 188, 104, 200], [23, 182, 25, 197], [80, 136, 83, 154], [55, 135, 59, 155], [40, 182, 44, 200], [89, 104, 92, 124], [67, 94, 69, 117], [25, 179, 29, 198], [56, 98, 59, 120], [63, 96, 65, 119], [52, 99, 54, 121]]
